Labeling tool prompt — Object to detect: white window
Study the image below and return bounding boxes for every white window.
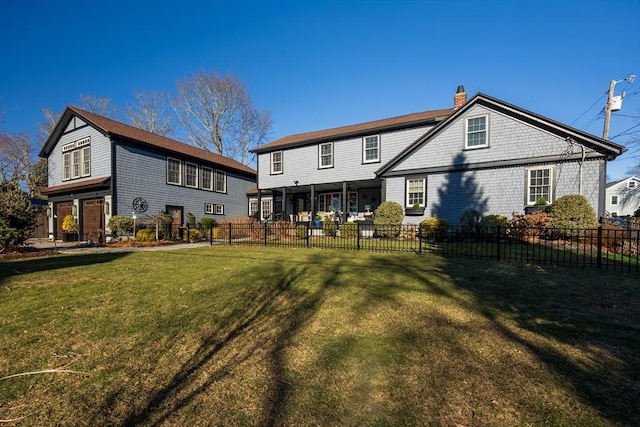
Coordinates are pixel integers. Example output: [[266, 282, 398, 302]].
[[465, 115, 488, 149], [249, 200, 259, 217], [167, 158, 182, 185], [201, 167, 213, 190], [317, 192, 358, 213], [406, 179, 425, 207], [205, 203, 224, 215], [261, 199, 272, 220], [611, 211, 618, 217], [185, 162, 198, 188], [271, 151, 283, 174], [611, 195, 619, 205], [527, 167, 553, 205], [61, 137, 91, 181], [63, 152, 71, 181], [214, 170, 227, 193], [629, 181, 637, 189], [81, 146, 91, 177], [363, 135, 380, 163], [72, 150, 80, 178], [319, 142, 333, 168]]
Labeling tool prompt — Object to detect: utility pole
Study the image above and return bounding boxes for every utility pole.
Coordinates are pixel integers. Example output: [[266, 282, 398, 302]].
[[603, 74, 636, 140], [602, 80, 616, 140]]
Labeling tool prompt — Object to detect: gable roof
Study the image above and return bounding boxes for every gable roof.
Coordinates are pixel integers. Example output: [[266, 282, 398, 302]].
[[606, 176, 639, 188], [376, 93, 627, 176], [251, 108, 454, 154], [39, 106, 256, 177]]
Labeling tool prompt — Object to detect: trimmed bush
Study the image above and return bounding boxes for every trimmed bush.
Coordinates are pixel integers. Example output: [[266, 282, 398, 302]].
[[189, 228, 202, 241], [549, 194, 597, 231], [108, 215, 134, 235], [135, 228, 156, 242], [322, 217, 338, 237], [419, 217, 448, 240], [200, 217, 217, 229], [340, 222, 358, 238], [373, 201, 404, 238], [296, 224, 308, 239]]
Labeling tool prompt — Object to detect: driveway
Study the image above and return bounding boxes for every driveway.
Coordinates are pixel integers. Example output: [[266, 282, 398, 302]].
[[26, 239, 211, 255]]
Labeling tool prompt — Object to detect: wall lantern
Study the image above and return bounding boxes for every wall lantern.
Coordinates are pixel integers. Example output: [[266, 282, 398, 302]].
[[72, 205, 78, 216], [104, 201, 110, 215], [46, 207, 52, 218]]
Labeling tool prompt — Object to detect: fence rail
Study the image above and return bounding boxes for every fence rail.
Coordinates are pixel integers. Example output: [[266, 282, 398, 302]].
[[172, 221, 640, 272]]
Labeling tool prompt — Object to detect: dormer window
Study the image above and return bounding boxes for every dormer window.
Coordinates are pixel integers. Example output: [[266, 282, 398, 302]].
[[465, 115, 488, 149], [629, 180, 637, 189]]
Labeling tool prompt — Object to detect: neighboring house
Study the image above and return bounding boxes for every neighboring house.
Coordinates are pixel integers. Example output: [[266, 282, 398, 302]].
[[39, 106, 256, 241], [251, 87, 625, 225], [605, 176, 640, 217]]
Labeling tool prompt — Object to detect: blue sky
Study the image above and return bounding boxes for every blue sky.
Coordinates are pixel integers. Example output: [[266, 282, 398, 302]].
[[1, 0, 639, 179]]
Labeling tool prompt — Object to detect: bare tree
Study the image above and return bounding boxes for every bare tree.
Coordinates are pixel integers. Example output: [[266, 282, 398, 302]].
[[79, 95, 118, 119], [0, 131, 33, 183], [36, 106, 61, 143], [125, 90, 175, 136], [173, 71, 271, 164]]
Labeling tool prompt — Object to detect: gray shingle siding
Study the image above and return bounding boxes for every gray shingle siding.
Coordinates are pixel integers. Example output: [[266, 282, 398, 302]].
[[258, 126, 431, 189], [114, 141, 255, 221]]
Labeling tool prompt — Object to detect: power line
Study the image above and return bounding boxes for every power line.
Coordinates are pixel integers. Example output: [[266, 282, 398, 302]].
[[611, 122, 640, 139], [571, 93, 606, 126]]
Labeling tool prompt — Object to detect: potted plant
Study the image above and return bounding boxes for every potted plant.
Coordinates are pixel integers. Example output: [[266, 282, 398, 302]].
[[524, 197, 550, 215], [405, 202, 425, 216], [61, 214, 79, 242], [314, 214, 322, 228]]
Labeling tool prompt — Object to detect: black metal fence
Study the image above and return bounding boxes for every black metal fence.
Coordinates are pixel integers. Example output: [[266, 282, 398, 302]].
[[176, 221, 640, 271]]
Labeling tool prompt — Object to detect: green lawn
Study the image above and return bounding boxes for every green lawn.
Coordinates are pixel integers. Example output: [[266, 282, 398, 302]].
[[1, 247, 639, 426]]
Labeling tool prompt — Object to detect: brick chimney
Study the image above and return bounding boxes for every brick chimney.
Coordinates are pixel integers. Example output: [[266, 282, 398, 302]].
[[454, 85, 467, 109]]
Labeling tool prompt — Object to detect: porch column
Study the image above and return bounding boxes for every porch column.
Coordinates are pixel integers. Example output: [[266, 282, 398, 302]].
[[310, 184, 315, 220], [342, 181, 348, 224], [257, 189, 262, 220], [281, 186, 287, 219]]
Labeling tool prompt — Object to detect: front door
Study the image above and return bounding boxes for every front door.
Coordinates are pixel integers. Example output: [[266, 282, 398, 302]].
[[166, 205, 183, 239]]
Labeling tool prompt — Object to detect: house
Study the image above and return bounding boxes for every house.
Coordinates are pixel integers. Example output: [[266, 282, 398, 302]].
[[251, 87, 625, 225], [605, 176, 640, 217], [39, 106, 256, 241]]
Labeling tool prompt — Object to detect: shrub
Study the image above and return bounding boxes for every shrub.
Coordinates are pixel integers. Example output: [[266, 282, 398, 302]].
[[135, 228, 156, 242], [477, 214, 508, 240], [322, 216, 338, 237], [200, 217, 217, 229], [296, 224, 308, 239], [108, 215, 134, 235], [61, 214, 78, 233], [507, 212, 553, 240], [186, 212, 196, 227], [458, 209, 483, 228], [189, 228, 202, 241], [340, 222, 358, 238], [0, 181, 37, 251], [419, 217, 448, 240], [549, 194, 597, 232], [373, 201, 404, 237]]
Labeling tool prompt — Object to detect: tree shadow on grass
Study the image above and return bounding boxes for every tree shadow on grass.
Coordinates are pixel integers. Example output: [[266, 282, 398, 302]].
[[370, 254, 640, 426], [96, 250, 339, 427], [0, 253, 130, 284]]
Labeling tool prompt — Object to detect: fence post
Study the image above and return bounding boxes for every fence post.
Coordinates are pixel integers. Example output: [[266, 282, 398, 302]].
[[357, 222, 361, 250], [597, 225, 602, 269], [264, 221, 268, 246], [496, 225, 501, 261], [186, 223, 190, 243], [418, 223, 422, 255], [228, 223, 232, 245], [306, 222, 310, 247], [209, 224, 213, 246]]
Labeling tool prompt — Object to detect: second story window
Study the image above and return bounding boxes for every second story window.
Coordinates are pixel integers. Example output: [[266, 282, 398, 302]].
[[185, 162, 198, 188], [465, 115, 488, 149], [319, 142, 333, 169], [201, 167, 213, 190], [167, 157, 182, 185], [611, 195, 619, 205], [62, 137, 91, 181], [215, 170, 227, 193], [271, 151, 283, 174], [363, 135, 380, 163]]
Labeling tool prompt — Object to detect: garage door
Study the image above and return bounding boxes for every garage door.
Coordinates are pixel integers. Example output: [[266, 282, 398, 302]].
[[55, 201, 73, 238], [83, 198, 104, 242]]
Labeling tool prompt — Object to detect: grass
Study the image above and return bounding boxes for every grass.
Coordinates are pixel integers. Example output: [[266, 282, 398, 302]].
[[1, 246, 639, 426]]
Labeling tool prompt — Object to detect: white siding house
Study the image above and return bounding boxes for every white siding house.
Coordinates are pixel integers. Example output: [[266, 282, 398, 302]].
[[605, 176, 640, 217]]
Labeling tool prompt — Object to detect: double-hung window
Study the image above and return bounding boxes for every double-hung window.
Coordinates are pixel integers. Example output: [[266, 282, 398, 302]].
[[319, 142, 333, 168], [527, 167, 552, 205], [611, 195, 619, 205], [406, 178, 425, 207], [167, 158, 182, 185], [271, 151, 283, 174], [363, 135, 380, 163], [61, 137, 91, 181], [629, 181, 637, 189], [214, 170, 227, 193], [205, 203, 224, 215], [201, 167, 213, 190], [185, 162, 198, 188], [465, 115, 488, 149]]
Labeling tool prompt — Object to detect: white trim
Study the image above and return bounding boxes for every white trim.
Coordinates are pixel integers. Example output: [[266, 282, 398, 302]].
[[362, 135, 380, 163], [319, 142, 333, 168], [611, 195, 619, 205], [214, 170, 227, 193], [201, 166, 213, 191], [271, 151, 283, 174], [526, 166, 553, 205], [205, 203, 224, 215], [185, 162, 199, 188], [406, 178, 425, 207], [464, 115, 489, 149], [167, 157, 182, 185]]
